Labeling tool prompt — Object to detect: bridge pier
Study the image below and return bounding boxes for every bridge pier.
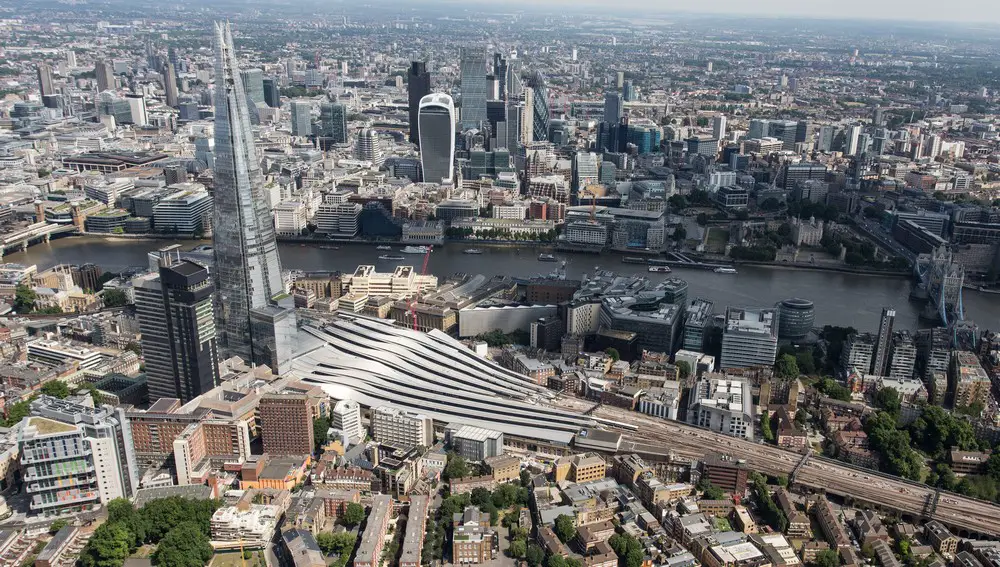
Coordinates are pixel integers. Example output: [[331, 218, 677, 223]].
[[19, 241, 28, 252], [44, 233, 50, 243]]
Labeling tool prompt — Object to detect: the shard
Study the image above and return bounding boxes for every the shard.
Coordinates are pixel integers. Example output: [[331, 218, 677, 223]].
[[211, 21, 289, 368]]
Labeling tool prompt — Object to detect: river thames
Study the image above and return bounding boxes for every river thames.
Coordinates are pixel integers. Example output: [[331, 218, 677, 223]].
[[6, 236, 999, 333]]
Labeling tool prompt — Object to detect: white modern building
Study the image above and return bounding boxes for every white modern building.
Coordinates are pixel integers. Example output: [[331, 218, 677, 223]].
[[371, 406, 434, 450], [720, 307, 778, 369], [152, 184, 213, 234], [341, 265, 437, 299], [332, 400, 364, 445], [687, 375, 754, 440], [27, 339, 103, 369], [272, 201, 307, 236]]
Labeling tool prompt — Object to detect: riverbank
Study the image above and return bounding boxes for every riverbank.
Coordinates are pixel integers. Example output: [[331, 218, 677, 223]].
[[730, 260, 912, 278]]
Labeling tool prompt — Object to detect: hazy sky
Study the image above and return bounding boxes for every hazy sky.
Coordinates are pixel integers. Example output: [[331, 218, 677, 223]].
[[460, 0, 1000, 25]]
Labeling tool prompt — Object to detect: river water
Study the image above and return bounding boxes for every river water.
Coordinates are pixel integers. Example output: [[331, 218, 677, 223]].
[[6, 236, 1000, 333]]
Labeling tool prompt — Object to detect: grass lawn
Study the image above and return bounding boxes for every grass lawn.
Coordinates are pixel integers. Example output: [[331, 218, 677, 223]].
[[210, 551, 257, 567], [706, 228, 730, 252]]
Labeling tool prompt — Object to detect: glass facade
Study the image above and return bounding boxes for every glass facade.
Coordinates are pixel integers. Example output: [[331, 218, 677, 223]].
[[211, 22, 286, 363], [418, 94, 456, 184], [459, 47, 488, 126]]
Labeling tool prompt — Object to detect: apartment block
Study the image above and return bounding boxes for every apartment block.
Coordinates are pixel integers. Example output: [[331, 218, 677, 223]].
[[260, 394, 314, 456]]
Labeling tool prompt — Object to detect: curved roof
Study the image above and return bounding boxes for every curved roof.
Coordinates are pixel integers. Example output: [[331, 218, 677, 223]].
[[291, 315, 593, 444], [419, 92, 455, 110]]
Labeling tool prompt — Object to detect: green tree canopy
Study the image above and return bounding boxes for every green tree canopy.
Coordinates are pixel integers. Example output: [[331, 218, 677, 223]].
[[152, 522, 213, 567], [774, 354, 800, 379], [553, 514, 577, 543], [874, 387, 901, 413], [40, 380, 70, 399], [343, 502, 366, 527], [813, 548, 840, 567]]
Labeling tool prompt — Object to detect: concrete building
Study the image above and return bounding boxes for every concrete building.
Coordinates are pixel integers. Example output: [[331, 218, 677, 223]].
[[26, 339, 103, 369], [371, 406, 433, 450], [341, 265, 437, 299], [260, 394, 314, 455], [842, 333, 876, 374], [687, 375, 754, 440], [19, 396, 139, 516], [211, 503, 281, 548], [448, 425, 504, 461], [888, 332, 917, 380], [151, 185, 212, 234], [332, 400, 364, 446], [273, 201, 308, 236], [720, 307, 778, 369], [952, 351, 991, 409]]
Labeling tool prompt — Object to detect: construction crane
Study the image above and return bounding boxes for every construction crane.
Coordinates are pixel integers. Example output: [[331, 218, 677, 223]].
[[409, 246, 432, 331]]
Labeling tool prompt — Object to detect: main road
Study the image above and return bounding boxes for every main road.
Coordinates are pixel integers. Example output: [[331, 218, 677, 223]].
[[580, 403, 1000, 538]]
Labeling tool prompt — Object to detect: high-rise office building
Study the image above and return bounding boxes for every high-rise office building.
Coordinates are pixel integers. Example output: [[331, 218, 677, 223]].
[[604, 91, 623, 125], [871, 307, 896, 376], [290, 100, 312, 136], [37, 64, 54, 97], [95, 60, 115, 92], [712, 115, 727, 141], [846, 124, 863, 157], [407, 62, 431, 145], [162, 63, 178, 107], [459, 47, 488, 126], [263, 77, 280, 108], [418, 93, 456, 185], [319, 101, 348, 145], [210, 22, 290, 366], [720, 307, 779, 369], [527, 72, 549, 143], [259, 394, 314, 456], [65, 50, 77, 68], [134, 253, 220, 403], [240, 68, 265, 106], [493, 53, 509, 100], [355, 128, 385, 166]]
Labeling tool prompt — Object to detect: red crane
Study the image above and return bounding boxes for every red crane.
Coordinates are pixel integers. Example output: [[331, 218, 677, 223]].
[[409, 246, 432, 331]]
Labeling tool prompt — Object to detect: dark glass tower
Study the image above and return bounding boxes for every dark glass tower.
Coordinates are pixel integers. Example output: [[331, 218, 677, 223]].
[[211, 21, 287, 365], [134, 255, 220, 402], [407, 62, 431, 145]]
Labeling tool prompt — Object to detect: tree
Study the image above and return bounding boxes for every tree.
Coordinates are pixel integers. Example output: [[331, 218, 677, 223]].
[[343, 502, 366, 527], [795, 351, 816, 375], [672, 225, 687, 241], [774, 354, 800, 379], [676, 360, 691, 381], [40, 380, 70, 399], [314, 416, 331, 450], [13, 284, 36, 313], [79, 522, 132, 567], [760, 412, 775, 443], [525, 543, 545, 567], [813, 548, 840, 567], [317, 532, 356, 556], [699, 480, 725, 501], [874, 387, 901, 413], [152, 522, 213, 567], [986, 453, 1000, 481], [49, 519, 69, 534], [102, 288, 128, 308], [604, 348, 620, 362], [444, 453, 470, 480], [509, 539, 527, 559], [553, 514, 576, 543]]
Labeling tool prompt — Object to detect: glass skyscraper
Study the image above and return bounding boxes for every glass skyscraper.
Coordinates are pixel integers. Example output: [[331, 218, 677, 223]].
[[320, 101, 348, 144], [211, 21, 289, 366], [527, 72, 549, 143], [459, 47, 488, 127], [407, 62, 431, 145], [418, 93, 456, 185]]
